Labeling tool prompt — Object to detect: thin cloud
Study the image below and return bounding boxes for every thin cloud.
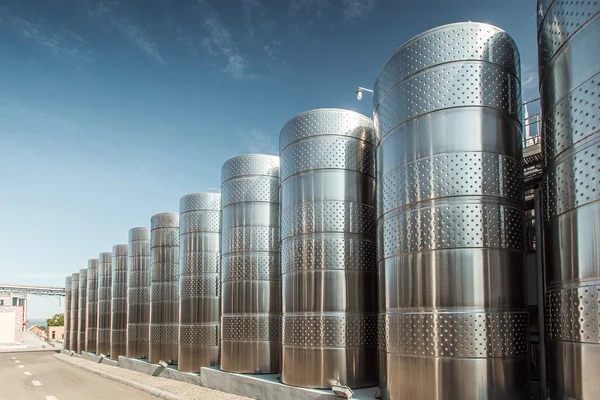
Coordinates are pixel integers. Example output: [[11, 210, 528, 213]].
[[0, 10, 93, 69], [115, 17, 165, 64], [80, 0, 165, 64], [263, 45, 275, 59], [196, 0, 248, 79], [245, 129, 277, 155], [342, 0, 377, 20]]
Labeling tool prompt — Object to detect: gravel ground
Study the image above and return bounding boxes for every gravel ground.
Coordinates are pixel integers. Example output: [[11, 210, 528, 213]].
[[54, 353, 250, 400]]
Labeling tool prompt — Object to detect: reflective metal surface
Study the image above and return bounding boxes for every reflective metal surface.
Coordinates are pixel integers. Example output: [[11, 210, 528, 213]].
[[97, 252, 112, 356], [77, 269, 87, 354], [70, 272, 79, 353], [279, 109, 378, 389], [64, 276, 72, 351], [220, 154, 280, 373], [374, 22, 528, 400], [127, 227, 151, 359], [85, 259, 99, 353], [111, 244, 128, 359], [538, 3, 600, 399], [149, 212, 179, 364], [178, 193, 221, 372]]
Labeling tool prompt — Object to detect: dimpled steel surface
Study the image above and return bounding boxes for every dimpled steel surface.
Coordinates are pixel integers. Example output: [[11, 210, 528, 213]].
[[85, 259, 99, 353], [178, 192, 221, 372], [111, 244, 128, 359], [149, 212, 180, 364], [374, 22, 527, 400], [64, 276, 72, 350], [97, 252, 112, 355], [538, 3, 600, 399], [77, 269, 87, 354], [70, 273, 79, 353], [279, 109, 378, 389], [220, 154, 281, 374], [127, 227, 151, 359]]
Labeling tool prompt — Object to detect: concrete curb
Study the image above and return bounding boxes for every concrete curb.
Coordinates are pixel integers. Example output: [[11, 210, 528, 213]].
[[53, 353, 185, 400]]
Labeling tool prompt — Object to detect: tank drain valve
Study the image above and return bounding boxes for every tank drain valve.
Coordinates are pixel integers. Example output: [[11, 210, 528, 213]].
[[329, 380, 354, 399], [98, 353, 107, 363], [158, 360, 169, 368]]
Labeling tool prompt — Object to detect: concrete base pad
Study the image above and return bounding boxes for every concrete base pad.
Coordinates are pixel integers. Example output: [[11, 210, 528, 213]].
[[118, 356, 202, 386], [60, 349, 81, 357], [81, 351, 119, 366], [200, 366, 379, 400]]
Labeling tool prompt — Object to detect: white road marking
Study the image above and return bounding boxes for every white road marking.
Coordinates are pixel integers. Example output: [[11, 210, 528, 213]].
[[17, 365, 24, 368], [24, 372, 32, 376], [14, 360, 20, 363], [32, 380, 42, 386], [45, 396, 58, 400], [11, 357, 15, 360]]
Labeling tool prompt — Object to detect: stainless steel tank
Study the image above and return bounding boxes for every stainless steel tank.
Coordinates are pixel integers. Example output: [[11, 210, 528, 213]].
[[64, 276, 72, 351], [178, 193, 222, 372], [111, 244, 128, 359], [127, 227, 151, 359], [279, 109, 378, 388], [86, 259, 99, 353], [97, 252, 112, 356], [77, 268, 87, 354], [538, 3, 600, 399], [149, 212, 180, 364], [374, 22, 528, 399], [70, 272, 79, 353], [220, 154, 281, 373]]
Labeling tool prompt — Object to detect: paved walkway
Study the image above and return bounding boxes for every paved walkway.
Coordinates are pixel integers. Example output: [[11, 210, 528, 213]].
[[54, 353, 249, 400], [0, 351, 156, 400]]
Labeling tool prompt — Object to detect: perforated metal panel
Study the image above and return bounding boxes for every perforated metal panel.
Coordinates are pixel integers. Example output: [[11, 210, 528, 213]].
[[69, 273, 79, 353], [149, 213, 179, 364], [64, 276, 72, 351], [178, 192, 221, 372], [220, 154, 281, 374], [374, 23, 527, 400], [538, 3, 600, 399], [97, 252, 112, 356], [110, 244, 128, 359], [127, 227, 150, 359], [280, 109, 378, 388], [85, 259, 99, 353]]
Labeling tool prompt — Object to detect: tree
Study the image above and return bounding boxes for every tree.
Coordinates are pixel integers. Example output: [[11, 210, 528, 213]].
[[47, 313, 64, 327]]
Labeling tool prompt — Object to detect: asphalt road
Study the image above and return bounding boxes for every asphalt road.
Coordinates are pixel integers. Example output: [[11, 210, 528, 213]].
[[0, 351, 157, 400]]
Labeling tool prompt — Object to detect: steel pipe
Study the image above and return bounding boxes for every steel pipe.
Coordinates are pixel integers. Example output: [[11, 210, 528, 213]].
[[149, 213, 180, 364], [374, 22, 527, 399], [279, 109, 379, 388], [178, 193, 222, 372], [127, 227, 151, 359], [538, 3, 600, 399], [85, 259, 99, 353], [97, 252, 112, 356], [111, 244, 128, 359], [220, 154, 281, 373]]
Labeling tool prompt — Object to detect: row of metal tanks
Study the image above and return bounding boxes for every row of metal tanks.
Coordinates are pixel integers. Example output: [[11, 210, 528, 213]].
[[62, 5, 599, 400]]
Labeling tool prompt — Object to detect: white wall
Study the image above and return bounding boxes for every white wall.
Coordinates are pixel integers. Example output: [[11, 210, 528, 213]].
[[0, 307, 18, 344]]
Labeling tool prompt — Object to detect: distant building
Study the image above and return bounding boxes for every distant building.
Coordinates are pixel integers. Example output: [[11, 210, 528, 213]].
[[29, 324, 46, 338], [0, 292, 27, 324], [46, 326, 64, 342], [0, 305, 24, 345]]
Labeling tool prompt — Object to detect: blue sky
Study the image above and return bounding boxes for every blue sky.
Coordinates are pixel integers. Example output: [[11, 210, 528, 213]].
[[0, 0, 540, 319]]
